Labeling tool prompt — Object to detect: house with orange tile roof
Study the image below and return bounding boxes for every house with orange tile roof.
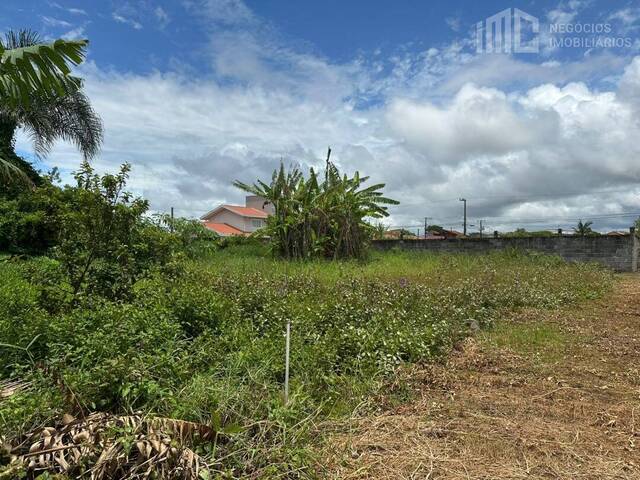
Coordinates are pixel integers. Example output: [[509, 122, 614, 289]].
[[200, 195, 273, 237]]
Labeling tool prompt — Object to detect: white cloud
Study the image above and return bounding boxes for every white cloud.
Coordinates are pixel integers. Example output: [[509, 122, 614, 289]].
[[62, 26, 85, 40], [49, 2, 87, 16], [608, 7, 640, 26], [15, 0, 640, 232], [155, 7, 170, 29], [186, 0, 256, 26], [112, 13, 143, 30], [67, 8, 87, 16], [445, 16, 461, 32], [547, 0, 584, 24], [386, 84, 559, 163], [40, 16, 73, 28]]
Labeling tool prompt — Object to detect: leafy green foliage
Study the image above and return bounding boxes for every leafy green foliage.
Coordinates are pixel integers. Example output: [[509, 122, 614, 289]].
[[152, 213, 219, 256], [501, 228, 556, 238], [234, 155, 398, 259], [0, 171, 66, 253], [0, 30, 101, 184], [0, 245, 611, 477], [0, 31, 86, 107], [573, 219, 598, 236], [0, 162, 210, 303], [52, 161, 176, 300]]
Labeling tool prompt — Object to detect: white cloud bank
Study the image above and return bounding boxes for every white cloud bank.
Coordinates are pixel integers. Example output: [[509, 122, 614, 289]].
[[16, 1, 640, 232]]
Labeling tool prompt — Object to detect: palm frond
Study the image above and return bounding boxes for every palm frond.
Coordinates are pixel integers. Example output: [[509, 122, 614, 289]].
[[0, 36, 88, 107], [3, 413, 230, 479], [7, 89, 103, 159], [0, 155, 32, 185]]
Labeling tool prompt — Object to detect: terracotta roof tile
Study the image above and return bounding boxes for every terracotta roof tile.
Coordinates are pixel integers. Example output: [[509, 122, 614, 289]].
[[202, 222, 246, 236], [223, 205, 269, 218]]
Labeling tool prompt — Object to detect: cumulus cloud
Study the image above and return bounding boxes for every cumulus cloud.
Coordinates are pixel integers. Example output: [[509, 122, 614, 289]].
[[386, 84, 559, 163], [15, 0, 640, 232]]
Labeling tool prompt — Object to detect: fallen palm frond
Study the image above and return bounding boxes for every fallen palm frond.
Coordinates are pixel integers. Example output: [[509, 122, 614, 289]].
[[2, 412, 221, 479], [0, 379, 32, 400]]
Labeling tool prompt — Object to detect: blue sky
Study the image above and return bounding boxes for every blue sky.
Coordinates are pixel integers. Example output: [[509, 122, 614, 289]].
[[3, 1, 634, 72], [3, 0, 640, 231]]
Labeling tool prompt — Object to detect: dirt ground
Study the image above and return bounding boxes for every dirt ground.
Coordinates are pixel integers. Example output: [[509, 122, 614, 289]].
[[320, 274, 640, 479]]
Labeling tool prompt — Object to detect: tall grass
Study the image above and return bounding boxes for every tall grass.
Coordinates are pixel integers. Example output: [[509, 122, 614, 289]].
[[0, 248, 612, 477]]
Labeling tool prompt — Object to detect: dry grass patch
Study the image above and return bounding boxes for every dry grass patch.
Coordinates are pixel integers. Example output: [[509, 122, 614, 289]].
[[320, 274, 640, 479]]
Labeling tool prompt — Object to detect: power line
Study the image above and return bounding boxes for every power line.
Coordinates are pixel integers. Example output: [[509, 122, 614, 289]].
[[392, 186, 640, 207], [388, 211, 640, 231], [406, 211, 640, 226]]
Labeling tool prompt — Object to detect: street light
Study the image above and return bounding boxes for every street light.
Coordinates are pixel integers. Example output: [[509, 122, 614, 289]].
[[459, 198, 467, 236]]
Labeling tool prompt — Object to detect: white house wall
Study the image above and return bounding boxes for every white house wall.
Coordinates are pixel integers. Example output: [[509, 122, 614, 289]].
[[204, 208, 266, 233], [207, 209, 244, 231]]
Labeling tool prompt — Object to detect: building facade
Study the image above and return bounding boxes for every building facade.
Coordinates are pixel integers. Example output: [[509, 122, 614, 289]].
[[200, 196, 273, 237]]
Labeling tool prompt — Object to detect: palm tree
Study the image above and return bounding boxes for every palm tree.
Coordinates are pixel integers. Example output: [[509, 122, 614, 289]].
[[0, 29, 99, 183], [573, 219, 594, 236]]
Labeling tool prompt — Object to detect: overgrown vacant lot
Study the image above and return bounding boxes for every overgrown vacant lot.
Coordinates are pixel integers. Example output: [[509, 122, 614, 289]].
[[0, 246, 614, 478], [322, 274, 639, 479]]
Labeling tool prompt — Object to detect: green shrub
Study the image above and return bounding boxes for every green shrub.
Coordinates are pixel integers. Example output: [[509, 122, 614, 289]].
[[0, 263, 48, 374], [0, 173, 67, 254]]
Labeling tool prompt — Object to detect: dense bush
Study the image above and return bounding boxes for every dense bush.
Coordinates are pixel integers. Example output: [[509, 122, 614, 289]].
[[52, 161, 181, 300], [1, 162, 219, 304], [0, 170, 67, 253]]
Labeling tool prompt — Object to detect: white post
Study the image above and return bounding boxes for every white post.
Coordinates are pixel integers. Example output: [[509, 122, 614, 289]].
[[284, 318, 291, 405], [632, 227, 638, 273]]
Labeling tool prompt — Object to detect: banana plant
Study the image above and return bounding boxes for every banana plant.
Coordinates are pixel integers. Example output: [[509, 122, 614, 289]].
[[234, 152, 399, 259]]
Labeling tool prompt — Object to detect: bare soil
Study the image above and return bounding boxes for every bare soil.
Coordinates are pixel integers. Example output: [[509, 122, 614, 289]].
[[320, 274, 640, 479]]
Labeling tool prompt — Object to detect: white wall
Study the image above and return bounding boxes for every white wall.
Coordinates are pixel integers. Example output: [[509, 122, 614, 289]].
[[206, 209, 244, 231], [244, 217, 265, 232]]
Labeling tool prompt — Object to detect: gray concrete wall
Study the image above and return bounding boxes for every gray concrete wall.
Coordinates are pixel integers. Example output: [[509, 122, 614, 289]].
[[372, 234, 640, 272]]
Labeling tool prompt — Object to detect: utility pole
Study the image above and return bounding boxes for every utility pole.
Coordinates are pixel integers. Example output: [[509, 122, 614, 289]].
[[459, 198, 467, 236], [479, 219, 485, 239], [170, 207, 174, 233], [424, 217, 431, 239]]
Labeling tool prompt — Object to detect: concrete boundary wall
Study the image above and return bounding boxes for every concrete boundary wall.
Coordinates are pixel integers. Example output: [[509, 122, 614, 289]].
[[372, 234, 640, 272]]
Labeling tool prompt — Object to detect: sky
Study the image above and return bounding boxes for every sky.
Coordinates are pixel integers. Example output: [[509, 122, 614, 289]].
[[2, 0, 640, 233]]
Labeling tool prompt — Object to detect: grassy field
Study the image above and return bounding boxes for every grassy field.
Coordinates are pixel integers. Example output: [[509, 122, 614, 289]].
[[323, 274, 639, 479], [0, 245, 612, 478]]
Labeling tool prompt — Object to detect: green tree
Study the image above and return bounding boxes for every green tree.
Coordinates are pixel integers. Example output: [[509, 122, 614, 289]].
[[0, 30, 96, 182], [573, 219, 595, 237], [502, 228, 554, 238], [0, 169, 67, 253], [54, 161, 175, 300], [234, 156, 398, 259]]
